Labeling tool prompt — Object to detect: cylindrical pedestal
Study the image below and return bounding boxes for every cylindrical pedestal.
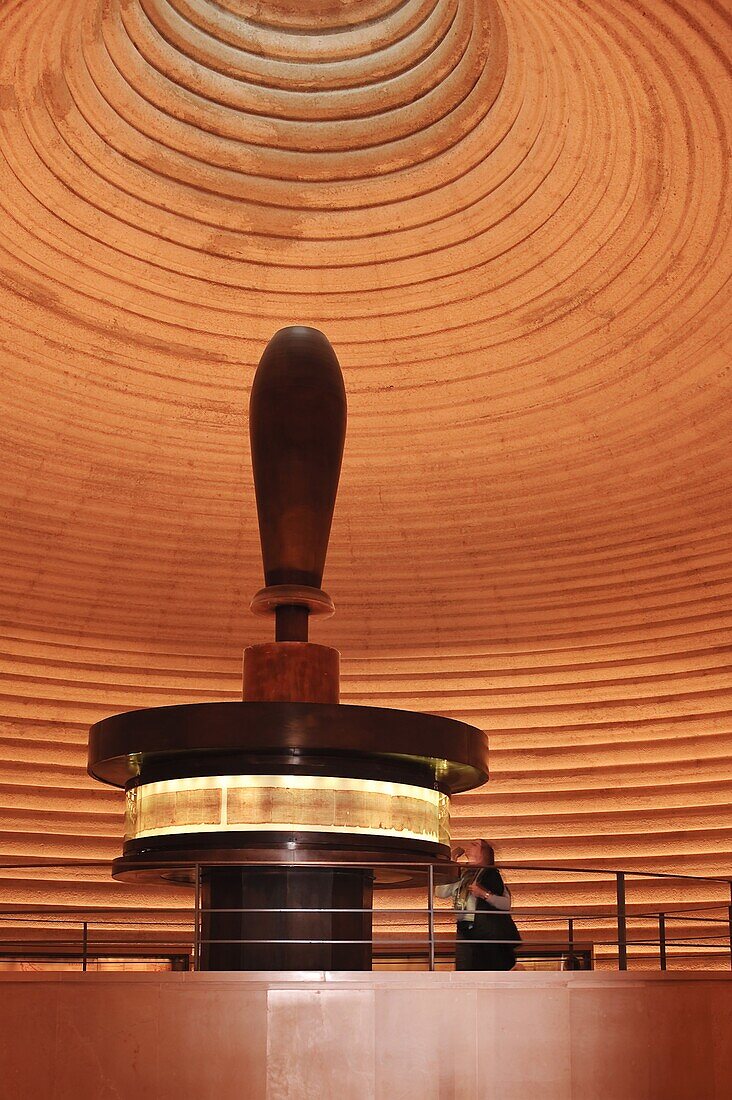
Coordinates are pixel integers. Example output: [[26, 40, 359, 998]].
[[200, 867, 373, 971], [243, 642, 339, 703]]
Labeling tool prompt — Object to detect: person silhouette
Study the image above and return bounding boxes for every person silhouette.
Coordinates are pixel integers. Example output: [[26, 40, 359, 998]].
[[435, 839, 521, 971]]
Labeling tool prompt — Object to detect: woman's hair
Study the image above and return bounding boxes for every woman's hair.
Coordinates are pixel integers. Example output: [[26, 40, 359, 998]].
[[455, 840, 496, 908], [479, 840, 495, 865]]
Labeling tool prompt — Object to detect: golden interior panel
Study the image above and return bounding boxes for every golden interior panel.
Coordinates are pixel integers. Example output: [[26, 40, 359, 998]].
[[125, 775, 450, 846]]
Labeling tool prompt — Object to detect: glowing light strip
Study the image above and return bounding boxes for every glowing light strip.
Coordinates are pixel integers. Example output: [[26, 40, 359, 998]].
[[125, 774, 449, 845], [136, 773, 442, 804], [128, 822, 440, 842]]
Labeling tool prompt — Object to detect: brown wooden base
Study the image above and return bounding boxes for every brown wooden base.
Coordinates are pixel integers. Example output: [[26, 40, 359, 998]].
[[200, 867, 373, 971], [5, 973, 730, 1098]]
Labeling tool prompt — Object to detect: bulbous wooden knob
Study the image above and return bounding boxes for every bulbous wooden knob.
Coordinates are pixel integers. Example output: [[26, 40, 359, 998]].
[[249, 326, 346, 640]]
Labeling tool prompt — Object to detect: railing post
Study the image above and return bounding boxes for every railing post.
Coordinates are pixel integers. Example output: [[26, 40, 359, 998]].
[[193, 863, 201, 972], [616, 872, 627, 971], [728, 881, 732, 971], [427, 863, 435, 972], [658, 912, 667, 971], [567, 917, 574, 970], [82, 921, 88, 973]]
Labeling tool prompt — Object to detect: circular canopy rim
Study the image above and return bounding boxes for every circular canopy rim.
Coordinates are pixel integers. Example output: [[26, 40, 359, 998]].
[[88, 700, 489, 793]]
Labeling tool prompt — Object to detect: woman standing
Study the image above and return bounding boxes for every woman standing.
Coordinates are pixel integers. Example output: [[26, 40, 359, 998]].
[[435, 839, 521, 971]]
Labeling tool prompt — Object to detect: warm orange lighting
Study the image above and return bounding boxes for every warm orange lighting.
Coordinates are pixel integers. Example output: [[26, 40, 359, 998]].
[[0, 0, 728, 952]]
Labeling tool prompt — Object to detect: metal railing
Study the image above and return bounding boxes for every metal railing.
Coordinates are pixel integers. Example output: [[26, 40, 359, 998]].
[[0, 859, 729, 972]]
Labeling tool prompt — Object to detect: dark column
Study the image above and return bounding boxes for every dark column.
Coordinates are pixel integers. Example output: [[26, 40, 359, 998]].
[[200, 867, 373, 971]]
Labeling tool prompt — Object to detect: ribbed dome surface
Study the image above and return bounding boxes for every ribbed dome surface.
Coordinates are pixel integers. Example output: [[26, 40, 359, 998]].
[[0, 0, 730, 959]]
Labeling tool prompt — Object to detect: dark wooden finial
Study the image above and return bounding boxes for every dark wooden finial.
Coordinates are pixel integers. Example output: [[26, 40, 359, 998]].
[[249, 326, 346, 641]]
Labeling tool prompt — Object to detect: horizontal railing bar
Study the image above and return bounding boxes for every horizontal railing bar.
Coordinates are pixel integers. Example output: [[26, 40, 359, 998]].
[[0, 901, 728, 917], [193, 908, 512, 915], [0, 909, 727, 922], [0, 944, 191, 950], [1, 932, 726, 941], [0, 954, 186, 963], [183, 941, 730, 950], [0, 859, 728, 884], [0, 913, 725, 924], [496, 865, 731, 883], [1, 940, 727, 951], [0, 909, 726, 922], [2, 944, 727, 955], [0, 911, 566, 922], [0, 917, 195, 925]]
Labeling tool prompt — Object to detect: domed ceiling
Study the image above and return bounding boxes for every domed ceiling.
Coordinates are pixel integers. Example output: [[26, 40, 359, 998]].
[[0, 0, 730, 956]]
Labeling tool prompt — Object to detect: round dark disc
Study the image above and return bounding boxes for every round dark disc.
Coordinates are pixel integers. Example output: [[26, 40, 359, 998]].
[[88, 700, 488, 793]]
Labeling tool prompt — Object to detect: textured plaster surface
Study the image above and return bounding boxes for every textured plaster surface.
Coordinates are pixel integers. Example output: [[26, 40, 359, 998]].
[[0, 0, 729, 952]]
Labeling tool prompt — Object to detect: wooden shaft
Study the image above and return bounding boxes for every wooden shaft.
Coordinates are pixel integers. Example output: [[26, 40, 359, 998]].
[[275, 604, 309, 642]]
